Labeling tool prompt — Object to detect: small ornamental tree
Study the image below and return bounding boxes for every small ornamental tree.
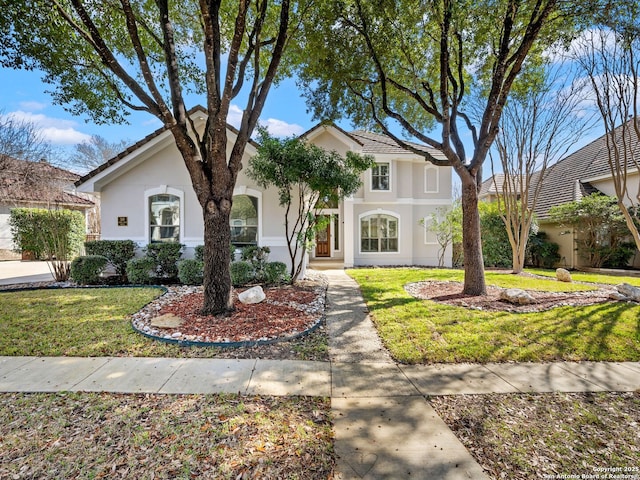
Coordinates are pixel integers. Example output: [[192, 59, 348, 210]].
[[9, 208, 85, 281], [248, 128, 374, 281], [423, 202, 462, 267], [549, 194, 632, 268]]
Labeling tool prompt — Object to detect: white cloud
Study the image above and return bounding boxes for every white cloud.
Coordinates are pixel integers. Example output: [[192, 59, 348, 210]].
[[18, 101, 47, 111], [260, 118, 304, 137], [227, 104, 243, 129], [4, 110, 91, 145]]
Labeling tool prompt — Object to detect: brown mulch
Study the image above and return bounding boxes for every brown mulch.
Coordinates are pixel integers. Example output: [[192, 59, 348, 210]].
[[405, 281, 615, 312]]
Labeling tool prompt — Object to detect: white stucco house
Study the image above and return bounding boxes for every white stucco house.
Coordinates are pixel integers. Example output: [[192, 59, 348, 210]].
[[75, 106, 453, 269]]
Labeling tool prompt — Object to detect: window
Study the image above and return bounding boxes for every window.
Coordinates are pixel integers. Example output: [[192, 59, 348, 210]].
[[230, 194, 258, 246], [149, 194, 180, 242], [371, 163, 390, 191], [360, 213, 398, 252]]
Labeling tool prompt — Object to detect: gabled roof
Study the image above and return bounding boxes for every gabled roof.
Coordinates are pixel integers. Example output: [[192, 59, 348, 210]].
[[481, 119, 640, 221], [75, 105, 259, 189], [0, 157, 93, 207], [348, 130, 448, 161]]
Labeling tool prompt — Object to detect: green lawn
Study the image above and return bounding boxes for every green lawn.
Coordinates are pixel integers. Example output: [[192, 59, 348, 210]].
[[348, 268, 640, 364], [0, 287, 209, 357], [526, 268, 640, 286]]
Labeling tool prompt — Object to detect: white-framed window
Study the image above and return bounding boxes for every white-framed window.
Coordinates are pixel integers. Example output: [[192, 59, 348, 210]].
[[360, 211, 399, 253], [230, 194, 259, 246], [424, 165, 439, 193], [371, 162, 390, 191], [145, 186, 184, 244]]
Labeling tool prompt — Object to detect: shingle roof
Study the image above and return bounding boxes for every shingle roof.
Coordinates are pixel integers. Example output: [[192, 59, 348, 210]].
[[482, 119, 640, 221], [348, 130, 448, 161], [0, 157, 93, 207]]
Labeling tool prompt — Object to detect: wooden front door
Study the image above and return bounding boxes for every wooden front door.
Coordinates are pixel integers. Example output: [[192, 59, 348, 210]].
[[315, 219, 331, 257]]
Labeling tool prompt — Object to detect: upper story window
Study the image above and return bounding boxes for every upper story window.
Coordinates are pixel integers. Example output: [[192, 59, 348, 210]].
[[230, 194, 258, 246], [360, 212, 398, 253], [149, 194, 180, 243], [371, 162, 390, 191]]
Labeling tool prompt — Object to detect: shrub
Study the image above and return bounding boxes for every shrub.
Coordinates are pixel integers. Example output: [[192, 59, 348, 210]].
[[240, 246, 270, 281], [230, 261, 254, 286], [194, 245, 204, 262], [144, 243, 183, 279], [178, 259, 204, 285], [9, 208, 85, 281], [264, 261, 290, 285], [85, 240, 136, 277], [126, 257, 156, 285], [602, 242, 636, 269], [70, 255, 108, 285], [479, 202, 512, 268], [527, 232, 560, 268]]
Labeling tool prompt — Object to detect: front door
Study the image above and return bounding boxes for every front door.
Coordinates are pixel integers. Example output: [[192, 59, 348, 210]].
[[315, 218, 330, 257]]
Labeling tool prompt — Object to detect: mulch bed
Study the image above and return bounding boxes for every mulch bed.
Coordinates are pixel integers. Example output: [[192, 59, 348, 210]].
[[404, 281, 616, 312]]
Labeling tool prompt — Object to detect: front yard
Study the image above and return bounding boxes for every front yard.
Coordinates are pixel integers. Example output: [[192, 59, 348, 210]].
[[348, 268, 640, 364]]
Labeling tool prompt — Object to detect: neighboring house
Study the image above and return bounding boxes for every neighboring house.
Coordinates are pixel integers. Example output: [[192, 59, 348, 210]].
[[480, 120, 640, 269], [0, 157, 96, 259], [75, 107, 453, 270]]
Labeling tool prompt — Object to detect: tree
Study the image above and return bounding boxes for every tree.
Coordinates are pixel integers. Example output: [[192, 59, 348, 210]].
[[248, 128, 374, 281], [549, 194, 632, 268], [0, 110, 54, 175], [298, 0, 586, 295], [573, 5, 640, 256], [69, 135, 130, 173], [1, 0, 305, 314], [490, 64, 593, 273]]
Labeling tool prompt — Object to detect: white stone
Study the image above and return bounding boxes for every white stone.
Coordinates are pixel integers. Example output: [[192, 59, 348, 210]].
[[238, 285, 266, 304], [500, 288, 536, 305], [556, 268, 572, 282], [609, 292, 628, 301], [617, 283, 640, 302]]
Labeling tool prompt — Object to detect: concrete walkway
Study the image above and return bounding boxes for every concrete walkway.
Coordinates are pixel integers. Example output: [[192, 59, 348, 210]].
[[0, 260, 54, 285], [1, 267, 640, 479]]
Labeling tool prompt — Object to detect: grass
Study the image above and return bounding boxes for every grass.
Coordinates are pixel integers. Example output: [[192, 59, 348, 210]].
[[0, 392, 334, 480], [526, 268, 640, 286], [348, 268, 640, 364]]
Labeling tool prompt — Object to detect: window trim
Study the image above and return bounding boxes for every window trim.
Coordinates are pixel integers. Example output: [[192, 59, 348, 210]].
[[358, 210, 400, 255], [370, 162, 392, 192], [144, 186, 184, 244], [424, 165, 439, 193]]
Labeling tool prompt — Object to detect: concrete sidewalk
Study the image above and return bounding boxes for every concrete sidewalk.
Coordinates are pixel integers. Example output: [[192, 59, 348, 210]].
[[1, 267, 640, 479]]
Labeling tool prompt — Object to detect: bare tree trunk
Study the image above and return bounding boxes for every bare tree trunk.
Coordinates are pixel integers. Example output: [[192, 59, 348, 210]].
[[201, 201, 233, 315], [461, 176, 486, 295]]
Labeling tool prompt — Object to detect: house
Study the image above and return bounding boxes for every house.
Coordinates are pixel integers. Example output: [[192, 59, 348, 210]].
[[75, 107, 453, 270], [480, 120, 640, 269], [0, 157, 96, 260]]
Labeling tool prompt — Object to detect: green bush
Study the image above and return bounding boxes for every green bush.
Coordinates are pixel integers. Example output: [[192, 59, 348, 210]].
[[479, 202, 512, 268], [527, 232, 560, 268], [85, 240, 137, 277], [178, 259, 204, 285], [231, 261, 254, 286], [194, 245, 205, 262], [70, 255, 108, 285], [144, 243, 183, 279], [126, 257, 156, 285], [240, 246, 270, 281], [264, 261, 290, 285], [602, 242, 636, 269]]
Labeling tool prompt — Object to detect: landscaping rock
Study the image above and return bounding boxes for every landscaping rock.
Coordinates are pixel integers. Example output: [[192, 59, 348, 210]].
[[238, 285, 266, 304], [609, 292, 628, 302], [616, 283, 640, 302], [150, 313, 184, 328], [500, 288, 536, 305], [556, 268, 572, 282]]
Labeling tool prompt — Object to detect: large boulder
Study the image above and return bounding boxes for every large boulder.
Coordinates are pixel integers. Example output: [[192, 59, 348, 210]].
[[616, 283, 640, 302], [556, 268, 572, 283], [238, 285, 266, 304], [500, 288, 536, 305], [150, 313, 184, 328]]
